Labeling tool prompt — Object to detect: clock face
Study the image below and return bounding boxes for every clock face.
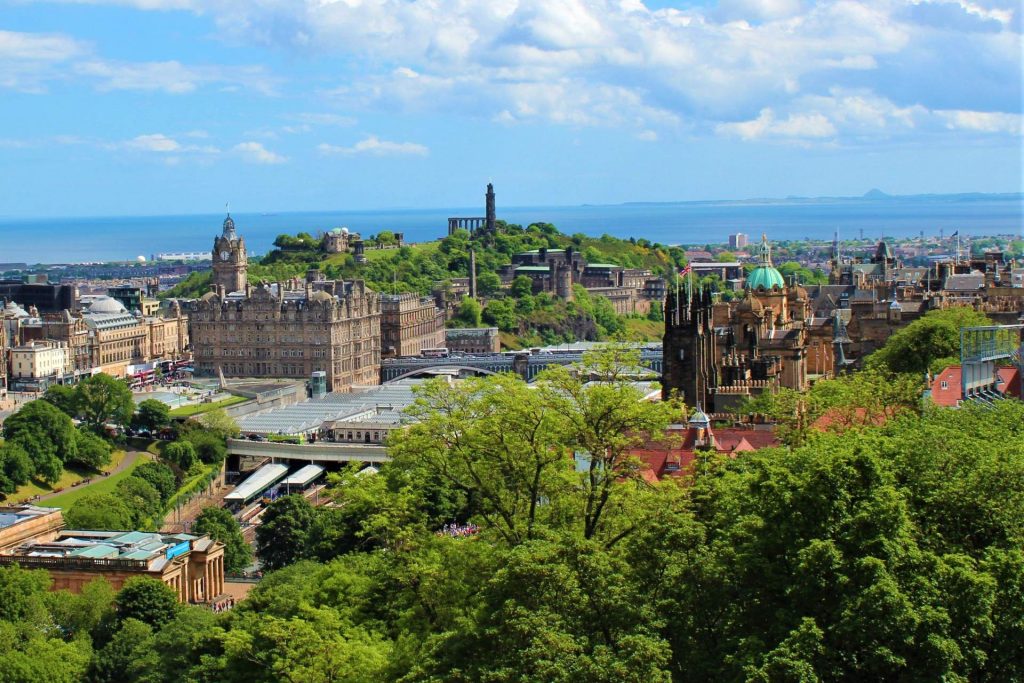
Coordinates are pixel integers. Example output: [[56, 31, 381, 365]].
[[220, 250, 230, 261]]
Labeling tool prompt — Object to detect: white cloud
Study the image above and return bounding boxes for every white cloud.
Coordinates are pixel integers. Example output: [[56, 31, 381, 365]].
[[74, 60, 277, 95], [0, 29, 87, 91], [125, 133, 181, 152], [233, 141, 286, 164], [716, 108, 837, 140], [15, 0, 1022, 144], [935, 109, 1022, 134], [317, 136, 429, 157], [0, 29, 276, 95], [292, 112, 357, 127]]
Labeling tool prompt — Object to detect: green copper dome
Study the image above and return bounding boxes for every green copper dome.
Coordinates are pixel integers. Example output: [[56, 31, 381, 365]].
[[746, 233, 785, 291], [747, 265, 786, 290]]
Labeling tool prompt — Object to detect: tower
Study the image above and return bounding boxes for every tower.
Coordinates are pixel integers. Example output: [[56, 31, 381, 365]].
[[212, 213, 247, 295], [485, 183, 496, 234], [662, 284, 717, 409], [469, 248, 478, 300]]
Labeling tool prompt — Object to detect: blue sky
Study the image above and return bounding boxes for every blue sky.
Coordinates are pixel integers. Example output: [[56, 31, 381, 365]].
[[0, 0, 1020, 217]]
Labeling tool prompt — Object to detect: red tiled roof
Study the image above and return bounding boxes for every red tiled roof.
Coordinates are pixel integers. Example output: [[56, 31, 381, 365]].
[[628, 426, 780, 481]]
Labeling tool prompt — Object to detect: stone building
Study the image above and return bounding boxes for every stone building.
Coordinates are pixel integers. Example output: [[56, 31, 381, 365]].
[[379, 293, 446, 358], [446, 327, 501, 354], [0, 508, 226, 605], [322, 227, 361, 254], [190, 216, 382, 393], [9, 340, 71, 390], [663, 235, 810, 411], [498, 246, 666, 314]]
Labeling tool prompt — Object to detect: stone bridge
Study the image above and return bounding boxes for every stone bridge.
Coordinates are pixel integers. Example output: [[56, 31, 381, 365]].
[[381, 345, 664, 383]]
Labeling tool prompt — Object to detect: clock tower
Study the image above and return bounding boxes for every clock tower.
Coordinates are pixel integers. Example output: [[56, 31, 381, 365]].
[[212, 213, 247, 294]]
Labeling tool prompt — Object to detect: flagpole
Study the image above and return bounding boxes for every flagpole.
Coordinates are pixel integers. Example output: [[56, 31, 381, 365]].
[[675, 269, 680, 324]]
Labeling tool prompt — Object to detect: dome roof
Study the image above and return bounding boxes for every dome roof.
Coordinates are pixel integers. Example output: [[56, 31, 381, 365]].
[[88, 296, 128, 314], [4, 301, 29, 318], [222, 213, 237, 240], [688, 406, 711, 427], [746, 232, 786, 291], [747, 266, 786, 291]]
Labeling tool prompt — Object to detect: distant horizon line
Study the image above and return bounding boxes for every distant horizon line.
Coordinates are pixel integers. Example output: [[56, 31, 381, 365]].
[[1, 189, 1021, 224]]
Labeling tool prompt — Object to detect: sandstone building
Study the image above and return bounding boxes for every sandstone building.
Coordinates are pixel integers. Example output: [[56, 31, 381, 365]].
[[379, 293, 445, 358], [0, 506, 226, 605], [190, 217, 382, 392]]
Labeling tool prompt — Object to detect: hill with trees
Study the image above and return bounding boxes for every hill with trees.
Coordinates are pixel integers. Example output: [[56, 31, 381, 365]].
[[163, 221, 688, 346]]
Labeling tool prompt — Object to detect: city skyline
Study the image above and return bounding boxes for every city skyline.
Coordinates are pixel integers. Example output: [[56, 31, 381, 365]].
[[1, 0, 1021, 218]]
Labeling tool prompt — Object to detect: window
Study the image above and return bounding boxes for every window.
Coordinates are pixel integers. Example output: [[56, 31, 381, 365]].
[[940, 381, 948, 390]]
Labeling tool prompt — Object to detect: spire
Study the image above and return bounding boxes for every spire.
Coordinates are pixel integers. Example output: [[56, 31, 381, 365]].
[[758, 233, 773, 267], [222, 210, 237, 240]]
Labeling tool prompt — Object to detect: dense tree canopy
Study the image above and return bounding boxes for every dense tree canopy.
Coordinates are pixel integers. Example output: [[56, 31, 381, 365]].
[[865, 307, 992, 375], [0, 342, 1022, 681], [194, 506, 252, 573], [2, 399, 78, 484], [76, 374, 135, 430], [133, 399, 172, 433], [64, 493, 134, 531]]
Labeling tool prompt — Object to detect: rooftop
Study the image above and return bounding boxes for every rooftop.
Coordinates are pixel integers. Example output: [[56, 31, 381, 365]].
[[236, 380, 425, 435], [2, 529, 206, 571]]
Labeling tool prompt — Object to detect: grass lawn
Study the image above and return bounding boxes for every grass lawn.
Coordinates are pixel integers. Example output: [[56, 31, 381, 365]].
[[169, 395, 249, 418], [43, 453, 151, 510], [7, 450, 129, 505], [624, 318, 665, 341]]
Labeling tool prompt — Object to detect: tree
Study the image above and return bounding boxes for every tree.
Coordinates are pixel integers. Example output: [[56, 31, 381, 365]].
[[510, 274, 534, 299], [865, 307, 992, 375], [115, 476, 162, 529], [476, 270, 502, 296], [70, 427, 113, 470], [64, 493, 134, 531], [3, 399, 78, 476], [132, 461, 177, 504], [42, 384, 79, 418], [183, 430, 227, 465], [76, 374, 135, 430], [114, 577, 179, 629], [194, 506, 252, 573], [45, 578, 115, 642], [482, 297, 518, 332], [452, 296, 483, 327], [0, 441, 33, 493], [256, 495, 317, 571], [196, 407, 240, 440], [133, 399, 171, 433], [163, 440, 198, 471], [89, 618, 157, 683], [393, 350, 676, 547]]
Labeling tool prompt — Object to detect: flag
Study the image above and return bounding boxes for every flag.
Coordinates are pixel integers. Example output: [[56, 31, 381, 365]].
[[680, 264, 692, 277], [950, 230, 959, 237]]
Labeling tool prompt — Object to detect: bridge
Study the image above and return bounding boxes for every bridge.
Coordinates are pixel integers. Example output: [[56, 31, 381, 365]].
[[226, 439, 389, 465], [381, 344, 664, 383]]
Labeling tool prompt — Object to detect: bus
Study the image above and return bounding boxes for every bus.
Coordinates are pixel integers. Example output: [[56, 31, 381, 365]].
[[421, 347, 450, 358]]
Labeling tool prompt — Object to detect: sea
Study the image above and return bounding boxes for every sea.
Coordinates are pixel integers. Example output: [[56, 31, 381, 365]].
[[0, 194, 1021, 264]]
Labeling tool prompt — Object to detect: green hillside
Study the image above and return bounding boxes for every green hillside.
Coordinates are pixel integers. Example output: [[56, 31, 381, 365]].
[[163, 222, 683, 346]]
